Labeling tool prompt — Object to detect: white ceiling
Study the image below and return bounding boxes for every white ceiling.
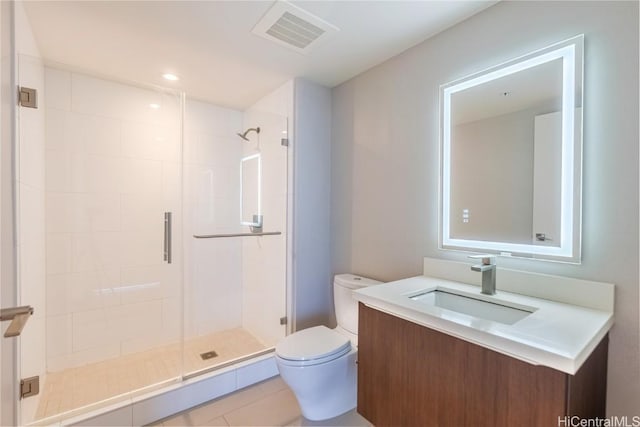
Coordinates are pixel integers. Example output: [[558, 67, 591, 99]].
[[23, 0, 496, 110]]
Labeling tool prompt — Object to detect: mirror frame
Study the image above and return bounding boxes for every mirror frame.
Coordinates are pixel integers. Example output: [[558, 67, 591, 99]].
[[439, 35, 583, 262]]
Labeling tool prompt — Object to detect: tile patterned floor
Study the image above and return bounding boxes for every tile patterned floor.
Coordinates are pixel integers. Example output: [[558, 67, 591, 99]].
[[35, 328, 267, 421], [150, 376, 372, 427]]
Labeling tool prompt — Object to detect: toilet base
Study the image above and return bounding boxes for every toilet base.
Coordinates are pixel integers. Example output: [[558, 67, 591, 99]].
[[276, 349, 357, 421]]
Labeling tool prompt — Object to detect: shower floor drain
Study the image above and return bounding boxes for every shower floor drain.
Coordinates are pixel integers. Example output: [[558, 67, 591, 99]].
[[200, 351, 218, 360]]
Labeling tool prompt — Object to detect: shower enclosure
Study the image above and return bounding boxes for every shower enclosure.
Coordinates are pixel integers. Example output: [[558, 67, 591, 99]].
[[13, 52, 290, 424]]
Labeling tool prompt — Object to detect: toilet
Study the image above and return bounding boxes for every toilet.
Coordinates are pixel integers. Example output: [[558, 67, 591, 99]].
[[275, 274, 381, 421]]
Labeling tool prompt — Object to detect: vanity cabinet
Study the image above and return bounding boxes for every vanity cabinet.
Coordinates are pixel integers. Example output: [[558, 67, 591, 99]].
[[357, 303, 608, 427]]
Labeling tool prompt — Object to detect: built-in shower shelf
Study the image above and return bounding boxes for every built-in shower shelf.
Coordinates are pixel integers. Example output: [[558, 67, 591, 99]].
[[193, 231, 282, 239]]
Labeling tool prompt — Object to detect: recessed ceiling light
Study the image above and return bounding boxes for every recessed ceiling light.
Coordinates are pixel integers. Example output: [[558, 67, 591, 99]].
[[162, 73, 179, 81], [149, 103, 160, 109]]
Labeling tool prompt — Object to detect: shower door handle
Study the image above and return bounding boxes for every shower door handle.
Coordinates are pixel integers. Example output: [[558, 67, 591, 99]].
[[1, 305, 34, 338], [164, 212, 172, 264]]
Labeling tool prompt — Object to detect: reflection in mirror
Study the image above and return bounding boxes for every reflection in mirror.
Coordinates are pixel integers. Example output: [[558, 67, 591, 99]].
[[440, 35, 583, 262], [240, 153, 261, 226]]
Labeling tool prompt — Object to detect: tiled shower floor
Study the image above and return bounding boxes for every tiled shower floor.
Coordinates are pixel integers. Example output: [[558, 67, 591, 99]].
[[35, 328, 268, 421]]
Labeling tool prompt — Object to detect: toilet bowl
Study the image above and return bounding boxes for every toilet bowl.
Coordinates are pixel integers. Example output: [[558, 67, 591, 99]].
[[275, 274, 381, 421]]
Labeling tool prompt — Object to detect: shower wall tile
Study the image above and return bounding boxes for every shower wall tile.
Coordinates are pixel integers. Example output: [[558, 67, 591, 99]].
[[68, 269, 122, 310], [85, 193, 121, 232], [45, 110, 84, 153], [160, 263, 182, 299], [45, 68, 71, 111], [19, 182, 47, 239], [185, 99, 241, 136], [213, 166, 240, 200], [120, 332, 165, 356], [45, 149, 71, 192], [262, 151, 288, 199], [119, 229, 163, 268], [121, 122, 180, 161], [72, 73, 182, 125], [72, 74, 156, 122], [72, 309, 117, 351], [185, 165, 240, 233], [47, 274, 72, 316], [70, 232, 122, 272], [108, 300, 163, 341], [119, 266, 164, 304], [46, 314, 72, 359], [120, 193, 162, 231], [46, 193, 89, 233], [47, 270, 121, 317], [46, 192, 121, 233], [69, 153, 121, 193], [185, 132, 240, 169], [46, 233, 72, 275], [162, 162, 182, 207], [20, 237, 46, 313], [45, 109, 69, 151], [215, 197, 241, 230], [82, 115, 122, 158], [161, 297, 182, 342], [20, 316, 46, 378], [120, 158, 163, 195], [19, 120, 46, 188]]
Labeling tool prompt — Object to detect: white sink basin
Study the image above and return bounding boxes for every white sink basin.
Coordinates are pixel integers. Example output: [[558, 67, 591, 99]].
[[410, 289, 535, 325]]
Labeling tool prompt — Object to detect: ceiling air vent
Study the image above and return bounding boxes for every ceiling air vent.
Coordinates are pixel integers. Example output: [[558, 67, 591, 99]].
[[252, 1, 339, 54]]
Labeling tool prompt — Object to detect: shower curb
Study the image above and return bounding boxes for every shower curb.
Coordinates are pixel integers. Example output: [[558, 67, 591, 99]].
[[35, 353, 278, 426]]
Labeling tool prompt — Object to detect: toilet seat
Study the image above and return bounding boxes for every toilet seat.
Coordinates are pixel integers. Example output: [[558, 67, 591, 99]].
[[275, 326, 351, 366]]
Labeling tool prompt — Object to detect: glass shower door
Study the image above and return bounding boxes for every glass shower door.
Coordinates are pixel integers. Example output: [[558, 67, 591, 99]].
[[183, 103, 288, 378], [16, 59, 184, 424]]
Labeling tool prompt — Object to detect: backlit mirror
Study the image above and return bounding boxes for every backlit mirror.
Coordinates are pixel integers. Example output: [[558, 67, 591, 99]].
[[440, 35, 583, 262], [240, 153, 261, 226]]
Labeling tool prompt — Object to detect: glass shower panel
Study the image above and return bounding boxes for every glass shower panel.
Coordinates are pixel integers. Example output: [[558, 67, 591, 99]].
[[240, 112, 288, 350], [18, 62, 184, 423], [183, 103, 288, 378]]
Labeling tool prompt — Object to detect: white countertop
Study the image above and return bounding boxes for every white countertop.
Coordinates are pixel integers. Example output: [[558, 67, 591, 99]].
[[353, 275, 614, 375]]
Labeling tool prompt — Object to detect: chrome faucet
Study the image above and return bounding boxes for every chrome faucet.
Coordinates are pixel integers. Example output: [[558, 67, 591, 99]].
[[469, 255, 496, 295]]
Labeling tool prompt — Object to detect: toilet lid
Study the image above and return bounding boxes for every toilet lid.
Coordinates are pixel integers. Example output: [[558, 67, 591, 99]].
[[275, 326, 351, 362]]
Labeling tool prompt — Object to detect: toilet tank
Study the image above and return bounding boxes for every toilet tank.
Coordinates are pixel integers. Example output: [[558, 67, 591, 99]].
[[334, 274, 381, 335]]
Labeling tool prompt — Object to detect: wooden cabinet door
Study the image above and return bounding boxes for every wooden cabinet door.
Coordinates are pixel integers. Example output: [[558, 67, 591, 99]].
[[358, 303, 466, 426], [358, 304, 570, 427]]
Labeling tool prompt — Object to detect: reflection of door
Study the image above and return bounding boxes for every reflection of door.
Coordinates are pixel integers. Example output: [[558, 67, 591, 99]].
[[532, 108, 581, 247], [533, 111, 562, 246]]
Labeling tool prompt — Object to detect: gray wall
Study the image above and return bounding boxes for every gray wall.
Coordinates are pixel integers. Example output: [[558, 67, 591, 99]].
[[293, 78, 333, 330], [331, 1, 638, 416], [451, 108, 536, 244]]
